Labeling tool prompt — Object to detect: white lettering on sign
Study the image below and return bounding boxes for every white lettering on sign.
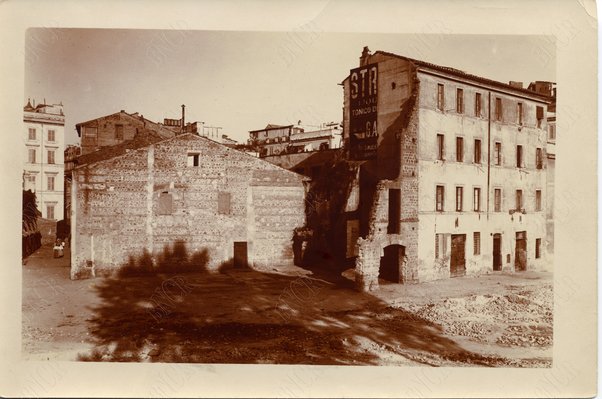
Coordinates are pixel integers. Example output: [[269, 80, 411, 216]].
[[350, 66, 378, 100]]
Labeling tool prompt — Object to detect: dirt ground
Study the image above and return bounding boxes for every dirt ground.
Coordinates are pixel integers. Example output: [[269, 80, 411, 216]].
[[22, 244, 552, 367]]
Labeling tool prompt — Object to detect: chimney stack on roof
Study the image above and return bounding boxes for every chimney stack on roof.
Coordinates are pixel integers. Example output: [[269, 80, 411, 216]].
[[509, 81, 524, 89], [360, 46, 372, 66]]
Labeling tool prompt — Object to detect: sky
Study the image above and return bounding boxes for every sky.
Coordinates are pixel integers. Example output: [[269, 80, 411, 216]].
[[25, 29, 555, 145]]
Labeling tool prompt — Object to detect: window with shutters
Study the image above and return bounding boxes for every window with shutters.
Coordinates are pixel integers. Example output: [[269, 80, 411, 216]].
[[516, 145, 523, 168], [494, 142, 502, 166], [157, 192, 173, 215], [536, 148, 543, 169], [435, 233, 447, 259], [456, 137, 464, 162], [517, 103, 523, 125], [48, 150, 55, 164], [437, 134, 445, 160], [28, 149, 36, 164], [474, 139, 482, 164], [436, 185, 444, 212], [473, 187, 481, 212], [516, 189, 523, 210], [47, 175, 55, 191], [494, 188, 502, 212], [46, 204, 55, 220], [536, 106, 544, 128], [495, 97, 502, 121], [536, 238, 542, 258], [536, 190, 542, 211], [28, 128, 36, 140], [48, 130, 55, 142], [455, 186, 463, 212], [456, 88, 464, 113], [437, 84, 445, 111], [218, 192, 231, 215], [473, 232, 481, 255], [475, 92, 482, 117]]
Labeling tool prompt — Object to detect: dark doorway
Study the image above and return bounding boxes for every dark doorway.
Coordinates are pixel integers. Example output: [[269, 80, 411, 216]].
[[233, 242, 248, 268], [450, 234, 466, 277], [493, 233, 502, 271], [379, 245, 405, 283], [515, 231, 527, 271]]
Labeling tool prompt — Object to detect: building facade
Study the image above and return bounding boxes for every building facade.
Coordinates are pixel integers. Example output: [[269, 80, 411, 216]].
[[70, 134, 306, 279], [249, 123, 342, 158], [23, 99, 65, 220], [76, 110, 176, 155], [314, 48, 551, 290]]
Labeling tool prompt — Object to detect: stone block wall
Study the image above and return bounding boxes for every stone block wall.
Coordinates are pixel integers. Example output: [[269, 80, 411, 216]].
[[71, 134, 305, 279]]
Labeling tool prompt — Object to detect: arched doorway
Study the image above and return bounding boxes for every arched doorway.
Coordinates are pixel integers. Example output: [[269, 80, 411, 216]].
[[379, 244, 405, 283]]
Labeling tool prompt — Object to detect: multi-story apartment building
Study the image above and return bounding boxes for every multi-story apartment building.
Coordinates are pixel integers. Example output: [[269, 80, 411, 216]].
[[249, 123, 341, 157], [311, 48, 552, 290], [23, 99, 65, 220]]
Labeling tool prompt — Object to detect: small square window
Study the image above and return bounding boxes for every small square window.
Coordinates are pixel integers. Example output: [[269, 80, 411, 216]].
[[187, 153, 200, 167]]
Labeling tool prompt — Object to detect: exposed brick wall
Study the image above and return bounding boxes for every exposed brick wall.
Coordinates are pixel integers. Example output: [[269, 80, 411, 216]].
[[71, 134, 305, 279]]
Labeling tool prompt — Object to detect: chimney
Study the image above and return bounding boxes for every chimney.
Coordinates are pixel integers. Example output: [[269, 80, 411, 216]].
[[360, 46, 372, 66], [509, 81, 523, 89], [181, 104, 186, 134]]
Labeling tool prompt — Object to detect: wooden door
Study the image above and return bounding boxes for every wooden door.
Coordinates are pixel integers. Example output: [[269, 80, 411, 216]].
[[233, 242, 248, 268], [515, 232, 527, 271], [450, 234, 466, 277], [493, 233, 502, 271]]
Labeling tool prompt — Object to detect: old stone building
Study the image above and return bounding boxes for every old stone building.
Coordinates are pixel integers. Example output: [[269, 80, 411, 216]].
[[76, 110, 176, 155], [23, 99, 65, 220], [305, 48, 552, 290], [70, 133, 306, 279]]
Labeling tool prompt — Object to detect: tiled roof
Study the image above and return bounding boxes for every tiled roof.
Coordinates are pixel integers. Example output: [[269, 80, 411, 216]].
[[75, 110, 175, 139]]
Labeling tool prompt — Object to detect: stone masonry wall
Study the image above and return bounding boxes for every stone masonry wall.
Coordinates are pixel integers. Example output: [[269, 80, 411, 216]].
[[71, 134, 305, 279]]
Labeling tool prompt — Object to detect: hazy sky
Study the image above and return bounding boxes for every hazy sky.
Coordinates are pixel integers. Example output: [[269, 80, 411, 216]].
[[25, 29, 555, 145]]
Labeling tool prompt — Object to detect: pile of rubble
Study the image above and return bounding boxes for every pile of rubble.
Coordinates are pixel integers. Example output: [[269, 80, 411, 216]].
[[403, 283, 553, 348]]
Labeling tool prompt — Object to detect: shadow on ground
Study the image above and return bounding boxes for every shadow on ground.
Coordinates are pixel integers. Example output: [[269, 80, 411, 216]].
[[78, 241, 509, 366]]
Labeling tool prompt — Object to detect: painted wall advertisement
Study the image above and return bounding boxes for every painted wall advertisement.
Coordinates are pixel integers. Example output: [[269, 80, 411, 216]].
[[349, 63, 378, 160]]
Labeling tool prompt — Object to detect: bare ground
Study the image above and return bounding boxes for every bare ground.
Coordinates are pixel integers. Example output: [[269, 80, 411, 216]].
[[22, 244, 552, 367]]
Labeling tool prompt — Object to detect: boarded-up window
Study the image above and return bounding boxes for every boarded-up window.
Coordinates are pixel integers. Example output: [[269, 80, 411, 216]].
[[158, 192, 173, 215], [115, 124, 124, 140], [473, 232, 481, 255], [218, 192, 231, 215], [435, 233, 447, 259]]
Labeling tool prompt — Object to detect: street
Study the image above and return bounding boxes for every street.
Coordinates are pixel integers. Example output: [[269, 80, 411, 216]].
[[23, 244, 552, 366]]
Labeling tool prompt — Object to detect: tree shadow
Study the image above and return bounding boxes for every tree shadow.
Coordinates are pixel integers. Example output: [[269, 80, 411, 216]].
[[78, 241, 509, 366]]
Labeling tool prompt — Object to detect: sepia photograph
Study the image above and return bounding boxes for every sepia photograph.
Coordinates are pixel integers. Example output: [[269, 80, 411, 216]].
[[2, 1, 597, 397]]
